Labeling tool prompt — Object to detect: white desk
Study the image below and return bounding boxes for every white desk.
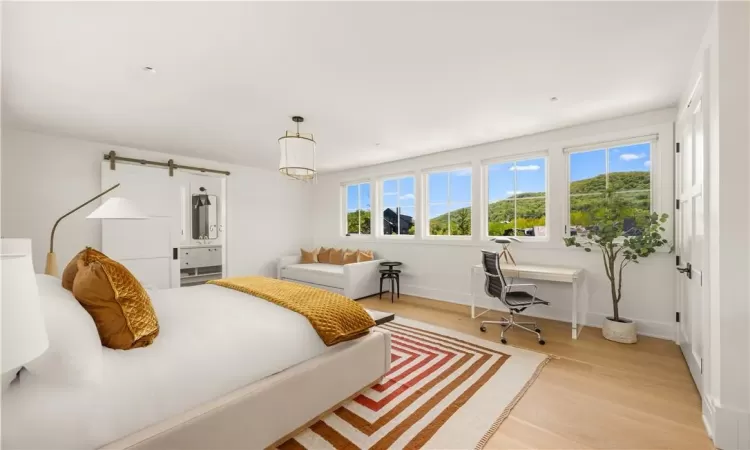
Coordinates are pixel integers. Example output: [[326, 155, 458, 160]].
[[471, 264, 587, 339]]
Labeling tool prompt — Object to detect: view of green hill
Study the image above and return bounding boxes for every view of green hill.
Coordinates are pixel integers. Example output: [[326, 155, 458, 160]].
[[430, 171, 650, 236]]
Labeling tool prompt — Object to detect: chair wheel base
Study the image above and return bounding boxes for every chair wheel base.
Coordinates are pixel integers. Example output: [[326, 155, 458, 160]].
[[538, 339, 545, 345], [479, 326, 487, 332], [500, 338, 507, 344]]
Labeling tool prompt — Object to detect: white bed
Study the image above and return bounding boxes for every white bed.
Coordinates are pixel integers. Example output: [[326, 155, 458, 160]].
[[2, 282, 391, 450]]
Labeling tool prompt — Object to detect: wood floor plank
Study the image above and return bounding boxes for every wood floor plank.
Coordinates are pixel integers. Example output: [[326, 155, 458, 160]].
[[360, 294, 713, 450]]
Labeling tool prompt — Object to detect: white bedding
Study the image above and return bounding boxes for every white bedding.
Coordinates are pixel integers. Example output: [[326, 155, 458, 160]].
[[2, 284, 352, 450]]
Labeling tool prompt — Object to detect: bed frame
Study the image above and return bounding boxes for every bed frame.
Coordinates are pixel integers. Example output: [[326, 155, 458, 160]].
[[102, 329, 391, 450]]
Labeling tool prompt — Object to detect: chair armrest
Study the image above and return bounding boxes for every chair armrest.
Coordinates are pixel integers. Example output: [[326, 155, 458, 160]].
[[277, 255, 301, 279], [507, 283, 537, 289]]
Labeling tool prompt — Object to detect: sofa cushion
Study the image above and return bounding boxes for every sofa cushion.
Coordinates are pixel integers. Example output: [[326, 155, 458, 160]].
[[281, 263, 345, 288]]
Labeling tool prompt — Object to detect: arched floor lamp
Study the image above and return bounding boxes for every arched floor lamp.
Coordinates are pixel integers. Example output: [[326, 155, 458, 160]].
[[45, 183, 148, 276]]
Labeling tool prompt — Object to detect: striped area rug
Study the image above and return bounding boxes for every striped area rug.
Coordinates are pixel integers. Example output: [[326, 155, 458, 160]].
[[280, 317, 549, 450]]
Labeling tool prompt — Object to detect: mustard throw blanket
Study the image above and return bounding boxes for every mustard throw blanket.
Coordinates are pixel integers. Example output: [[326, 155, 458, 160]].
[[208, 276, 376, 346]]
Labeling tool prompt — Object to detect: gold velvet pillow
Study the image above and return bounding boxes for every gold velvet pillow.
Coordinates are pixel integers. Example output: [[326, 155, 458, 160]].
[[300, 248, 318, 264], [72, 253, 159, 350], [329, 248, 344, 265], [358, 250, 374, 262], [317, 247, 331, 264], [62, 247, 108, 291], [343, 249, 358, 265]]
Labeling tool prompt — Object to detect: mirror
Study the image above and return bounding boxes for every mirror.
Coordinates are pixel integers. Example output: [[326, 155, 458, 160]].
[[192, 194, 218, 240]]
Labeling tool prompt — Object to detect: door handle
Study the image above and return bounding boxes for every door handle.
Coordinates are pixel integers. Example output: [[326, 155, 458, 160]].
[[677, 262, 692, 279]]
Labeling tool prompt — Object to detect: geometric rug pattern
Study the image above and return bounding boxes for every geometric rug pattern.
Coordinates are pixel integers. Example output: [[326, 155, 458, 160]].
[[280, 317, 549, 450]]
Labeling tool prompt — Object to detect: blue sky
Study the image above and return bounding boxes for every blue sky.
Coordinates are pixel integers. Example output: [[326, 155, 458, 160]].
[[570, 143, 651, 182], [348, 142, 651, 218]]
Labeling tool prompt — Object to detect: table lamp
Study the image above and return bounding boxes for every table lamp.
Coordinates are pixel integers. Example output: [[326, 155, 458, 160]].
[[490, 237, 521, 265], [2, 239, 49, 390], [45, 183, 148, 276]]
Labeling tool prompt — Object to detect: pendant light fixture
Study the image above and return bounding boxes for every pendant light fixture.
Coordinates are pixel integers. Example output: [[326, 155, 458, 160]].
[[278, 116, 316, 182]]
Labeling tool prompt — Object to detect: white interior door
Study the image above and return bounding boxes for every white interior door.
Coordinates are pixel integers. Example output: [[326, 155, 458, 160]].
[[101, 162, 181, 289], [675, 84, 705, 391]]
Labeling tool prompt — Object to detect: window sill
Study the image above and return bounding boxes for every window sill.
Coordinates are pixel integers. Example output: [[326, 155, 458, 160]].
[[343, 234, 374, 239], [378, 235, 416, 240]]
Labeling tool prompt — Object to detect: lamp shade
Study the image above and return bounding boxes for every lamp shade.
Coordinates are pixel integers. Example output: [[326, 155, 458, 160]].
[[1, 239, 49, 374], [278, 131, 316, 181], [86, 197, 148, 219]]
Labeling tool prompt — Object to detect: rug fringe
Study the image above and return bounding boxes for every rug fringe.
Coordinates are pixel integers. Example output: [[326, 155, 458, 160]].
[[474, 356, 552, 450]]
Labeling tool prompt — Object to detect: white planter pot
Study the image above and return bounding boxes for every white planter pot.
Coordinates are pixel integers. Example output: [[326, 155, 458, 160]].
[[602, 317, 637, 344]]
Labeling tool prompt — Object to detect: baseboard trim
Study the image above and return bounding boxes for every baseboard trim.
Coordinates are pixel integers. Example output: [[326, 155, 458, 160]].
[[397, 284, 675, 340], [702, 395, 716, 439], [713, 401, 750, 450]]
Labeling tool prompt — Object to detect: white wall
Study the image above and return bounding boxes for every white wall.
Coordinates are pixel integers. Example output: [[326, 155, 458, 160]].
[[0, 128, 313, 278], [312, 109, 676, 339], [678, 2, 750, 448]]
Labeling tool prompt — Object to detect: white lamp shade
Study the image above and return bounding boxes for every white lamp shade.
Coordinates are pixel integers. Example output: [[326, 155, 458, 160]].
[[1, 239, 49, 373], [86, 197, 148, 219], [279, 132, 316, 180]]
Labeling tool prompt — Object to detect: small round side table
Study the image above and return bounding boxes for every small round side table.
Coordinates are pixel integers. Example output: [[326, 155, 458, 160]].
[[379, 261, 402, 302]]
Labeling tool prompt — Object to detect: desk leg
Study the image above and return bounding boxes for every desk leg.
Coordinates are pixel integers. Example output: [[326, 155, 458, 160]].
[[471, 266, 476, 318], [470, 266, 491, 319], [571, 279, 579, 339]]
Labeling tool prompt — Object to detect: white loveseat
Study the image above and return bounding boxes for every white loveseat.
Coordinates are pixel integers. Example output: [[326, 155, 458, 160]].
[[277, 255, 385, 300]]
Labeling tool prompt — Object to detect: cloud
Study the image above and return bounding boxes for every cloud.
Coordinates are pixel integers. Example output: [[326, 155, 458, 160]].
[[644, 160, 651, 167], [399, 193, 415, 201], [506, 190, 524, 197], [453, 168, 472, 177], [620, 153, 646, 161], [509, 164, 541, 172]]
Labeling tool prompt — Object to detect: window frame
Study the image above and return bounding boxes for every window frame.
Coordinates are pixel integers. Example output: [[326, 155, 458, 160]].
[[378, 174, 417, 239], [422, 164, 473, 239], [564, 135, 658, 237], [342, 180, 373, 237], [482, 153, 549, 242]]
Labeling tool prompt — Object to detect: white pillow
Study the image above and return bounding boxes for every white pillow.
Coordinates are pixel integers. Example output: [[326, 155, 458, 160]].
[[22, 274, 103, 385]]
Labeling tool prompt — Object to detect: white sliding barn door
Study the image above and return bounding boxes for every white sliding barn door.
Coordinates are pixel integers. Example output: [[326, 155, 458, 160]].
[[101, 162, 181, 289]]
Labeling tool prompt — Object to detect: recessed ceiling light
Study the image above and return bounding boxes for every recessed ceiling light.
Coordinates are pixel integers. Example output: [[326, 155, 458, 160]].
[[142, 66, 156, 73], [550, 97, 558, 102]]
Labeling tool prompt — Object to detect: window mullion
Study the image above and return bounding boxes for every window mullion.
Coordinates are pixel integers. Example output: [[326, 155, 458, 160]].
[[447, 174, 452, 236], [513, 161, 518, 231], [605, 148, 610, 191], [397, 179, 401, 235]]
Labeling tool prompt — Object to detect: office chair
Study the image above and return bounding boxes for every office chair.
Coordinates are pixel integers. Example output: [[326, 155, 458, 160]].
[[479, 250, 549, 345]]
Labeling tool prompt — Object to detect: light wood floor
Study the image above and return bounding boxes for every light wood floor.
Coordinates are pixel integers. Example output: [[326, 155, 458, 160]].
[[360, 294, 713, 450]]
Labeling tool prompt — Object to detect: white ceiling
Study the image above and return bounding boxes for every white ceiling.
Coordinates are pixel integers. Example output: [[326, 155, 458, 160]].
[[2, 1, 712, 172]]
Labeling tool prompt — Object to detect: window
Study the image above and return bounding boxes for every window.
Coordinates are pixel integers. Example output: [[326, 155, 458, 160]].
[[427, 168, 472, 236], [382, 176, 415, 235], [487, 157, 547, 238], [568, 140, 653, 235], [345, 182, 371, 235]]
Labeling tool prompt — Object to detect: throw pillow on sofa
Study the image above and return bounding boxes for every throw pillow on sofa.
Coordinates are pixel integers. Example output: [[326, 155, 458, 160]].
[[357, 250, 374, 262], [329, 248, 344, 265], [300, 248, 318, 263], [343, 249, 358, 264], [317, 247, 331, 263]]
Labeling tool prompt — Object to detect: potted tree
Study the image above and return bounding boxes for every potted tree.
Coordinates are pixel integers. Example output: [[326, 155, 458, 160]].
[[564, 190, 670, 343]]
